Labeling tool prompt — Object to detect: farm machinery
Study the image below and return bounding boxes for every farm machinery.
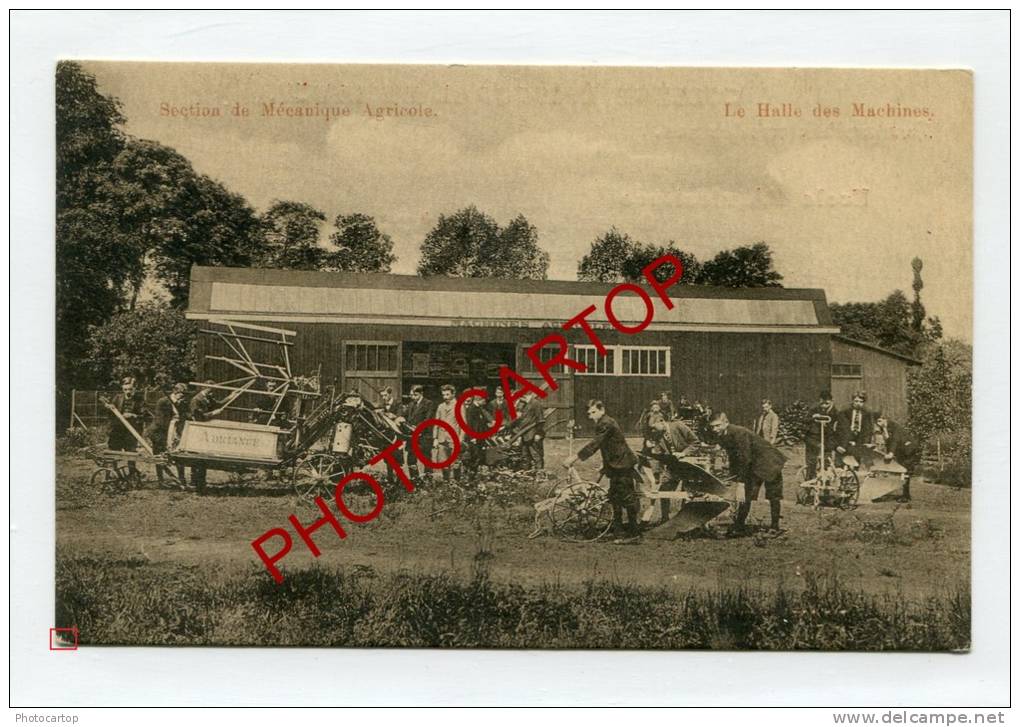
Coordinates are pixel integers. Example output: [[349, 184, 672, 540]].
[[795, 414, 862, 509], [533, 443, 735, 542], [94, 320, 405, 496]]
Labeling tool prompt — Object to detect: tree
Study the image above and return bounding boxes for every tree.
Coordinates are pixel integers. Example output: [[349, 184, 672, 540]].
[[911, 257, 926, 333], [56, 60, 125, 191], [907, 341, 971, 440], [146, 160, 267, 303], [578, 231, 701, 285], [417, 206, 549, 279], [85, 302, 199, 388], [325, 212, 397, 273], [621, 243, 701, 285], [56, 61, 137, 399], [697, 242, 783, 288], [577, 228, 636, 282], [907, 340, 972, 485], [258, 201, 328, 270], [830, 290, 942, 357]]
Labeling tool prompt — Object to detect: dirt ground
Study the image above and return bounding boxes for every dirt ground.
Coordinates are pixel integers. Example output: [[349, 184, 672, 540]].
[[56, 438, 970, 599]]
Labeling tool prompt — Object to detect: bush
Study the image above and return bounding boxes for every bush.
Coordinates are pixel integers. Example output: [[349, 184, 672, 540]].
[[926, 429, 972, 488], [56, 559, 970, 651], [777, 400, 812, 445], [56, 426, 104, 456], [85, 301, 198, 388]]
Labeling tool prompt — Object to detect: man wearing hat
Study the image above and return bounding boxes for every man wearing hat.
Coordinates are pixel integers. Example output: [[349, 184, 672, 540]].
[[804, 390, 839, 480], [710, 412, 786, 535]]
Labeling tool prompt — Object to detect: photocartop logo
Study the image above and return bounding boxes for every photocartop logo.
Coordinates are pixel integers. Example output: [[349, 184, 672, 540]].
[[251, 253, 687, 584]]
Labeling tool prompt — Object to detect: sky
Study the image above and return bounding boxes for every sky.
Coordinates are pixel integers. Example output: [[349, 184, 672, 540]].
[[84, 62, 973, 340]]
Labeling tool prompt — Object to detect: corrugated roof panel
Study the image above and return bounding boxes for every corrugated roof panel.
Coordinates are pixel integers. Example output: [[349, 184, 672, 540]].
[[208, 282, 823, 329]]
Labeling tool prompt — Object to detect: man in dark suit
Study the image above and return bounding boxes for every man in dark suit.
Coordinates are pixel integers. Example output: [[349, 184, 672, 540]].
[[711, 412, 787, 535], [874, 414, 921, 502], [836, 390, 876, 467], [488, 387, 511, 423], [506, 390, 546, 473], [804, 390, 839, 480], [375, 386, 404, 421], [108, 376, 149, 453], [657, 391, 676, 422], [404, 384, 435, 481], [461, 390, 495, 478], [144, 382, 189, 487], [107, 376, 151, 478], [564, 399, 640, 541]]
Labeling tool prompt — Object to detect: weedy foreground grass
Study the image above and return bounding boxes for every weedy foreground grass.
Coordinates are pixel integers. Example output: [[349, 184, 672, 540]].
[[56, 557, 969, 650]]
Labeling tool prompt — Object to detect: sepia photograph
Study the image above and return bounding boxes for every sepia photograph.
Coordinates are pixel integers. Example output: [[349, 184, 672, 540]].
[[50, 60, 976, 652]]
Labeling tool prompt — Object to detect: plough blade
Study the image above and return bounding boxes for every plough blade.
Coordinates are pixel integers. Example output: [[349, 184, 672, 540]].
[[859, 473, 906, 503], [667, 460, 730, 497], [646, 499, 729, 540], [870, 459, 907, 475]]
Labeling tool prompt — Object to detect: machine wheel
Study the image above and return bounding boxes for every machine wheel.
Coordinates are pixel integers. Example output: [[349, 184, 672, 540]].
[[839, 469, 861, 509], [91, 467, 120, 492], [550, 481, 614, 542], [293, 454, 350, 501]]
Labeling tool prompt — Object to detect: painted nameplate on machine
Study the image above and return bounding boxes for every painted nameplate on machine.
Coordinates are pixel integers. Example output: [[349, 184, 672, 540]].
[[178, 420, 284, 461]]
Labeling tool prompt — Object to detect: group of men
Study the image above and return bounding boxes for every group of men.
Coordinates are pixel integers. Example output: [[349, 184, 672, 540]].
[[566, 397, 785, 541], [563, 387, 920, 543], [804, 389, 920, 500], [106, 376, 223, 492], [373, 383, 547, 482], [107, 375, 919, 526]]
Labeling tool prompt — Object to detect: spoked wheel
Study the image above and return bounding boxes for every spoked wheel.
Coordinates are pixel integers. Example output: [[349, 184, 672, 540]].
[[293, 453, 350, 501], [839, 469, 861, 509], [92, 465, 140, 494], [550, 481, 614, 542], [91, 467, 120, 492]]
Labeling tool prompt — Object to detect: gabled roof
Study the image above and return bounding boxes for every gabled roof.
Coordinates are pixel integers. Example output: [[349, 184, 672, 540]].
[[186, 265, 839, 334]]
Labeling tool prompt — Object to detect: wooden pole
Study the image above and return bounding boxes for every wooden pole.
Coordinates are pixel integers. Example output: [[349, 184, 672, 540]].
[[99, 397, 154, 456]]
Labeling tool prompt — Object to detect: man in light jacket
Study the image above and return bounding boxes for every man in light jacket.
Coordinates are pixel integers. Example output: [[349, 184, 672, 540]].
[[753, 398, 781, 445]]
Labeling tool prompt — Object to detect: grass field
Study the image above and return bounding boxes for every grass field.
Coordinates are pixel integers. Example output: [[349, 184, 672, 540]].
[[55, 438, 971, 650]]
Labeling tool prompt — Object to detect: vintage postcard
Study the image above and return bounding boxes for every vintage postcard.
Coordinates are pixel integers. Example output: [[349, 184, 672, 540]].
[[55, 62, 972, 650]]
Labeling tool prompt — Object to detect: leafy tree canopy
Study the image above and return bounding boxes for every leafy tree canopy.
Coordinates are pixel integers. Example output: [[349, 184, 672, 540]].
[[85, 302, 199, 389], [325, 212, 397, 273], [697, 241, 783, 288], [417, 206, 549, 279], [830, 290, 942, 358], [56, 61, 134, 395], [257, 200, 328, 270], [907, 340, 971, 442]]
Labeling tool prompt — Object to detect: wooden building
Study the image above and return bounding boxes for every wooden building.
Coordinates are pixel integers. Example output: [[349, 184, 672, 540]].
[[829, 335, 920, 422], [186, 266, 844, 435]]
